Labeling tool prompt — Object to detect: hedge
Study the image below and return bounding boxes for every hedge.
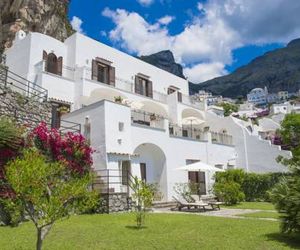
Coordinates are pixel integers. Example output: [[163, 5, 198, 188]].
[[214, 169, 287, 202]]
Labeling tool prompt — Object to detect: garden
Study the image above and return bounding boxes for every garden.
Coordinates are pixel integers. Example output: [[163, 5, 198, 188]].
[[0, 114, 300, 249]]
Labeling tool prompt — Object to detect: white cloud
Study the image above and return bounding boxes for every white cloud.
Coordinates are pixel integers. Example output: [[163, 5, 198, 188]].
[[184, 62, 228, 83], [137, 0, 154, 7], [102, 0, 300, 82], [158, 15, 174, 25], [70, 16, 84, 34]]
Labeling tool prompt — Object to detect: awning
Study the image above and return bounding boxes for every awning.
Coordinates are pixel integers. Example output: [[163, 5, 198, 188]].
[[176, 161, 224, 172]]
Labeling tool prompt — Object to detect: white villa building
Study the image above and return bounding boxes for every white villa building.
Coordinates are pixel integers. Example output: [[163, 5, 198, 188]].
[[5, 31, 237, 202]]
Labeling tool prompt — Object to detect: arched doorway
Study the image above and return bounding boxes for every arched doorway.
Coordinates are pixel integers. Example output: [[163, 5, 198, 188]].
[[133, 143, 167, 201]]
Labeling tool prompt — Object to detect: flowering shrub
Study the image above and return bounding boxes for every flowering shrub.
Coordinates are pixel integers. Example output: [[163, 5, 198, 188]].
[[31, 122, 94, 175]]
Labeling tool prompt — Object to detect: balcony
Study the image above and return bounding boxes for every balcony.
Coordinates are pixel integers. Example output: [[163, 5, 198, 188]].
[[131, 109, 165, 130], [211, 132, 233, 146], [169, 124, 208, 141], [84, 67, 168, 103], [181, 94, 206, 110]]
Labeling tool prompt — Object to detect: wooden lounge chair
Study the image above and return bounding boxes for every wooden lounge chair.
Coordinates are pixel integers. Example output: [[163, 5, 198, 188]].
[[191, 195, 224, 210], [191, 195, 223, 210], [172, 196, 209, 211]]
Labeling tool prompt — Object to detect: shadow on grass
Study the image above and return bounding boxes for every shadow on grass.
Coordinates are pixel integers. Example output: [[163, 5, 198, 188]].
[[265, 233, 300, 249], [125, 225, 148, 230]]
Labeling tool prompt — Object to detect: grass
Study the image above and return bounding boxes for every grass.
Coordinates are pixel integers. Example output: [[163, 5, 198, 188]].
[[240, 211, 280, 219], [0, 213, 299, 250], [221, 202, 275, 210]]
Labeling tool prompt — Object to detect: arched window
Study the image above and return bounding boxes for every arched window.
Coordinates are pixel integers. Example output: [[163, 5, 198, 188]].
[[47, 53, 58, 74], [43, 51, 63, 76]]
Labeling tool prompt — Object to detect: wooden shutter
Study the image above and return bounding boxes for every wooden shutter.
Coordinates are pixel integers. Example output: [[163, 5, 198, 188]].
[[147, 80, 153, 98], [92, 59, 98, 81], [109, 66, 115, 86], [135, 76, 140, 94], [43, 50, 48, 71], [177, 91, 182, 102], [57, 57, 63, 76]]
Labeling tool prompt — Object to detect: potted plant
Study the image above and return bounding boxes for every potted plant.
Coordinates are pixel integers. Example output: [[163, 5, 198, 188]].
[[58, 106, 70, 115], [150, 113, 157, 121], [114, 96, 123, 103]]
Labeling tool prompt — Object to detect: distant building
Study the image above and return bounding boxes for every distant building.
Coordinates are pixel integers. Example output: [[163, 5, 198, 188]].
[[196, 90, 223, 106], [272, 102, 291, 114], [278, 91, 289, 101], [247, 87, 268, 105], [267, 93, 279, 103]]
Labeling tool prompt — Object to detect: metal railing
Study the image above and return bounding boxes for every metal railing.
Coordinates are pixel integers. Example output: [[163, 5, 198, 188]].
[[211, 132, 233, 146], [182, 94, 206, 110], [84, 67, 168, 103], [169, 124, 208, 141], [0, 64, 48, 101], [35, 60, 75, 81], [131, 109, 165, 130]]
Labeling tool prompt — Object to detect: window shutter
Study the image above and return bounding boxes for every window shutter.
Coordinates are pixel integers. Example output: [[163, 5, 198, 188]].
[[43, 51, 48, 71], [92, 59, 98, 81], [135, 76, 140, 94], [177, 92, 182, 102], [57, 57, 63, 76], [147, 80, 153, 98], [109, 66, 115, 86]]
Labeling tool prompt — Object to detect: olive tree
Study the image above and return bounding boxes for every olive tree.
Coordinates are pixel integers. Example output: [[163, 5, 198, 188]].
[[5, 149, 97, 250]]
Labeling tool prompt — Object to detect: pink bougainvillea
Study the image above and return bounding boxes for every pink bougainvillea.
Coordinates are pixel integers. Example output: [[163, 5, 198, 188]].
[[31, 122, 94, 175]]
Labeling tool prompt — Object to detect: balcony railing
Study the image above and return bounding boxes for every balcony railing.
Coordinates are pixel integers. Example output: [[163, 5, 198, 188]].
[[169, 124, 208, 141], [211, 132, 233, 146], [182, 94, 206, 110], [1, 64, 48, 101], [35, 60, 75, 81], [84, 67, 168, 103], [131, 109, 165, 130]]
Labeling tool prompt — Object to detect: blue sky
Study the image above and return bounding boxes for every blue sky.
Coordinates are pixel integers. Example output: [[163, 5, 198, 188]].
[[69, 0, 300, 83]]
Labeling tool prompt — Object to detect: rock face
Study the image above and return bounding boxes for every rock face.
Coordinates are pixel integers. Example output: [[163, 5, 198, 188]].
[[140, 50, 186, 79], [0, 0, 74, 53], [190, 38, 300, 97]]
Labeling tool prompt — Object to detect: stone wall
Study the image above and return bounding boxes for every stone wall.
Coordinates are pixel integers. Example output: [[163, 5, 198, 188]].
[[0, 66, 52, 128], [94, 193, 133, 214]]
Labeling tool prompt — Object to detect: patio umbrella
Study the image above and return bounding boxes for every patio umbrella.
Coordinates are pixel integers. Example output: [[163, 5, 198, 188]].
[[124, 100, 144, 109], [181, 116, 204, 137], [176, 161, 224, 172]]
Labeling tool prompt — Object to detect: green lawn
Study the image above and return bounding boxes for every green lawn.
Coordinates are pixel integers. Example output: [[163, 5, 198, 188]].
[[240, 211, 280, 219], [222, 202, 275, 210], [0, 213, 299, 250]]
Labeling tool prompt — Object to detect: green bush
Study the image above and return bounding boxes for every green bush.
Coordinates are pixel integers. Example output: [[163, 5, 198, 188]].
[[214, 181, 245, 205], [214, 169, 285, 202]]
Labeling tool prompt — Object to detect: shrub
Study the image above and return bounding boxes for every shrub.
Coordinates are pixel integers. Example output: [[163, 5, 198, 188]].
[[131, 177, 154, 229], [214, 181, 245, 205], [214, 169, 285, 202]]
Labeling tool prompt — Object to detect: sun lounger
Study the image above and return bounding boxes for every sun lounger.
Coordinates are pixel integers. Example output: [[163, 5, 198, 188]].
[[172, 196, 209, 211], [191, 195, 223, 210]]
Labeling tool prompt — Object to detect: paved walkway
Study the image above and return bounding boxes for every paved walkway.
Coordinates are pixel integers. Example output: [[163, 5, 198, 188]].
[[152, 207, 278, 221]]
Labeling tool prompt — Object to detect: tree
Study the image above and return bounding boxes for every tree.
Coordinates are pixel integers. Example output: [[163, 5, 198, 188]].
[[131, 177, 154, 229], [217, 102, 238, 116], [5, 149, 97, 250], [269, 114, 300, 234]]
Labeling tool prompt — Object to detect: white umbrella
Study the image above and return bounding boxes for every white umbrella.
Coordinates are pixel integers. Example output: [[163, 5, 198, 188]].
[[124, 100, 144, 109], [176, 161, 224, 172], [181, 116, 205, 136]]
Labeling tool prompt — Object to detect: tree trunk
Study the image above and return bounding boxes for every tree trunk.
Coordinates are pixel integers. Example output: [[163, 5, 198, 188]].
[[36, 228, 43, 250], [36, 224, 52, 250]]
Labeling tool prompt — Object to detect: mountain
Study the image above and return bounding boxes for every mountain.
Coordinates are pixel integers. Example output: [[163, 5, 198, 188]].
[[140, 50, 186, 79], [190, 39, 300, 97], [0, 0, 74, 53]]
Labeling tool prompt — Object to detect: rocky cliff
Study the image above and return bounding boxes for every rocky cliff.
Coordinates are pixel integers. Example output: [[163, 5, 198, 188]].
[[140, 50, 186, 79], [0, 0, 74, 53], [190, 38, 300, 97]]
